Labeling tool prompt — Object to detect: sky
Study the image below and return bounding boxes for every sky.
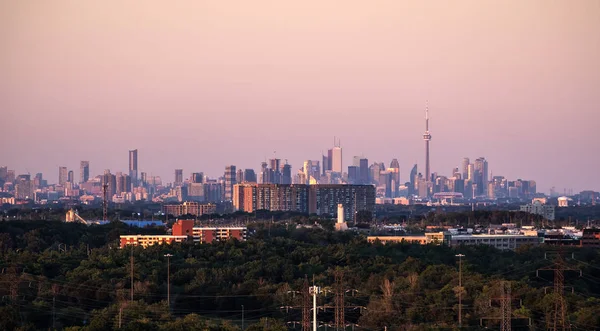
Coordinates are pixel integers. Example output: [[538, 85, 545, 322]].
[[1, 0, 599, 194]]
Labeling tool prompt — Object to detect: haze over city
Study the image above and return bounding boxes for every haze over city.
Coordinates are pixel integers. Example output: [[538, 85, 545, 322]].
[[2, 0, 599, 193]]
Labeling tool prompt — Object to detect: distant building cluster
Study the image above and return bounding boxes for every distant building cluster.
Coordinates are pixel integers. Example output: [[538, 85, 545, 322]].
[[1, 117, 598, 215]]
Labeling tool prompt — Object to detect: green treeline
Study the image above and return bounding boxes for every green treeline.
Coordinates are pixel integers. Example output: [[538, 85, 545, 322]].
[[0, 220, 599, 330]]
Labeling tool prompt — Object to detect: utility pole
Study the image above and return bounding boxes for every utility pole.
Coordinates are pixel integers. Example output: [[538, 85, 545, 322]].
[[455, 254, 465, 328], [130, 246, 134, 303], [310, 285, 321, 331], [164, 253, 173, 310]]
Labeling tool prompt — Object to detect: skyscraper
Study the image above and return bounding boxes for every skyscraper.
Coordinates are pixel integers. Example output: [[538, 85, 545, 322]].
[[281, 163, 292, 184], [409, 164, 418, 196], [467, 164, 475, 181], [347, 166, 359, 184], [461, 158, 470, 180], [174, 169, 183, 186], [236, 169, 244, 184], [331, 140, 342, 173], [423, 103, 432, 184], [359, 158, 369, 184], [269, 159, 281, 184], [224, 165, 236, 201], [259, 162, 268, 184], [322, 154, 331, 175], [80, 161, 89, 184], [68, 170, 74, 183], [389, 159, 400, 185], [129, 149, 138, 186], [474, 157, 488, 196], [331, 148, 342, 173], [243, 169, 257, 183], [58, 166, 68, 186], [191, 172, 204, 183]]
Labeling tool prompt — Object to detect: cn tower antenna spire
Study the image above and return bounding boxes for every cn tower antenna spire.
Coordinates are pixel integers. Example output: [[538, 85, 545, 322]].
[[425, 100, 429, 130], [423, 100, 432, 188]]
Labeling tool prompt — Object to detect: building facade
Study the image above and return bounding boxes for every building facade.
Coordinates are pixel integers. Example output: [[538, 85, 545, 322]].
[[444, 233, 539, 251], [120, 219, 247, 248], [162, 201, 217, 217], [224, 165, 236, 201], [232, 184, 375, 220], [129, 149, 138, 185], [520, 201, 555, 220], [80, 161, 90, 184]]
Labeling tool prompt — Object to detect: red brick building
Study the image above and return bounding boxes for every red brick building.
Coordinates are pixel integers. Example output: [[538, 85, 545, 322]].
[[120, 219, 247, 248]]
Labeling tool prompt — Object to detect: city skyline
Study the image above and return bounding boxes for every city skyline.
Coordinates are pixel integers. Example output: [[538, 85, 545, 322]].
[[2, 1, 599, 193]]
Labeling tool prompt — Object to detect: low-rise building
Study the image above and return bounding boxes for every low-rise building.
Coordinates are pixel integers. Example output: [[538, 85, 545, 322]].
[[162, 202, 217, 217], [119, 219, 247, 248], [444, 233, 540, 251], [580, 228, 600, 247], [367, 232, 444, 245], [120, 235, 188, 248], [520, 201, 555, 220]]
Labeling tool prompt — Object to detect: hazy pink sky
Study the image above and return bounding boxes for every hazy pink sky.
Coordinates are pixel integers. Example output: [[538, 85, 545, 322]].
[[2, 1, 599, 193]]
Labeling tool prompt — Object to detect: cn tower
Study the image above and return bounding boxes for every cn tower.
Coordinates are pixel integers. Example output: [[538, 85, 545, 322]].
[[423, 102, 432, 182]]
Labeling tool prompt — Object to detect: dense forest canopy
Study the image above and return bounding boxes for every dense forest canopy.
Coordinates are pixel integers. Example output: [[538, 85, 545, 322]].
[[0, 219, 599, 330]]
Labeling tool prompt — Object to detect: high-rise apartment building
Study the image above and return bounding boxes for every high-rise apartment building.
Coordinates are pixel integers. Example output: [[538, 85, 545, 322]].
[[80, 161, 89, 184], [58, 166, 68, 186], [236, 169, 244, 184], [102, 169, 117, 198], [115, 172, 132, 194], [174, 169, 183, 186], [234, 184, 375, 220], [233, 183, 257, 212], [129, 149, 138, 186], [256, 184, 309, 212], [224, 165, 236, 201], [15, 176, 33, 199], [309, 184, 375, 220], [67, 170, 74, 184]]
